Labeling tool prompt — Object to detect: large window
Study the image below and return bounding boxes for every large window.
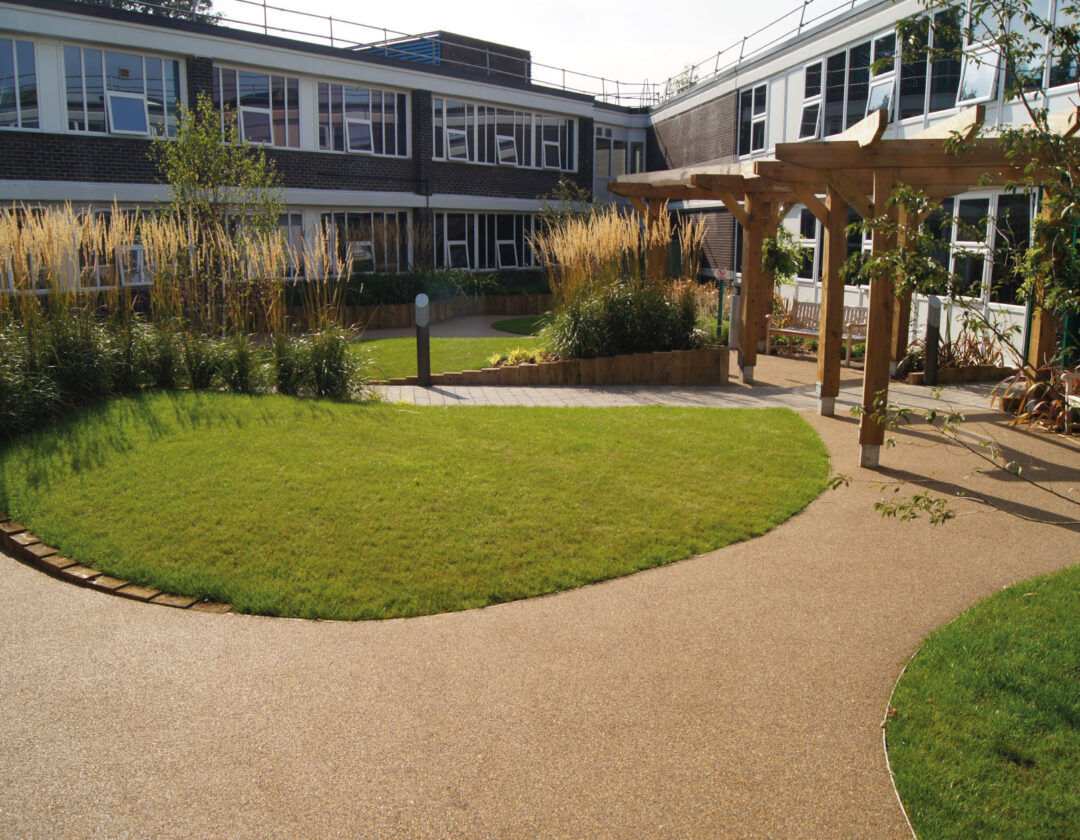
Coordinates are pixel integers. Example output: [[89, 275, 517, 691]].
[[318, 82, 408, 156], [321, 211, 409, 273], [0, 38, 37, 129], [595, 126, 641, 176], [434, 212, 537, 270], [799, 63, 822, 139], [65, 46, 181, 136], [432, 98, 576, 171], [898, 10, 962, 119], [214, 67, 299, 147], [737, 84, 767, 156]]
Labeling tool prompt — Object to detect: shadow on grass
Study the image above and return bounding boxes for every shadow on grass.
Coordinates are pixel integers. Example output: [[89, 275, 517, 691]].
[[0, 391, 340, 504]]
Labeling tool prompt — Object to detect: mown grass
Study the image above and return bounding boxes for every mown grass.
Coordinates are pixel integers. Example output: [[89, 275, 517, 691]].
[[491, 314, 551, 335], [356, 336, 544, 380], [887, 565, 1080, 839], [0, 392, 828, 620]]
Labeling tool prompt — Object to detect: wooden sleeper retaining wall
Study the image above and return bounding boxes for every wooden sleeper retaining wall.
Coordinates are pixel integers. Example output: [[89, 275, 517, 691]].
[[387, 347, 730, 388], [290, 294, 554, 331]]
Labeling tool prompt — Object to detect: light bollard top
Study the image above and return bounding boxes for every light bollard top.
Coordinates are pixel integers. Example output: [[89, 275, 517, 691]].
[[415, 293, 430, 328]]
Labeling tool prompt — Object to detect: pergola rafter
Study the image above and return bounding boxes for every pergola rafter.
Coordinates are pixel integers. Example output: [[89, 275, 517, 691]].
[[609, 106, 1071, 467]]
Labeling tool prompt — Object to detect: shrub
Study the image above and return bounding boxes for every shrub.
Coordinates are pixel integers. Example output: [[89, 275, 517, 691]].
[[219, 333, 265, 394], [541, 281, 704, 359], [182, 331, 222, 390], [45, 308, 114, 402], [307, 325, 363, 400], [147, 327, 183, 390], [273, 334, 308, 397]]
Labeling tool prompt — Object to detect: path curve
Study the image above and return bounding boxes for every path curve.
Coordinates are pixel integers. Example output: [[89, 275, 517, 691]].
[[2, 357, 1077, 839]]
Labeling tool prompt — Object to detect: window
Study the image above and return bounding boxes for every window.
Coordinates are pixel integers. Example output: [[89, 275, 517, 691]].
[[737, 84, 766, 156], [866, 35, 896, 119], [797, 209, 819, 279], [78, 210, 147, 289], [321, 211, 410, 273], [956, 47, 1000, 104], [434, 212, 536, 270], [0, 38, 38, 129], [898, 10, 961, 119], [799, 63, 822, 139], [595, 126, 612, 176], [432, 98, 575, 170], [65, 46, 180, 136], [279, 213, 304, 279], [990, 194, 1032, 305], [1050, 1, 1080, 87], [215, 68, 299, 147], [817, 39, 876, 137], [318, 83, 407, 155]]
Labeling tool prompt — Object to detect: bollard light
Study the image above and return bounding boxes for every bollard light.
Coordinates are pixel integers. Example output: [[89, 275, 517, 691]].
[[415, 293, 431, 387], [415, 292, 430, 328]]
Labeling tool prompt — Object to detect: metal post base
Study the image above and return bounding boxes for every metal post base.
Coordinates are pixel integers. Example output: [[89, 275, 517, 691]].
[[818, 396, 836, 416], [859, 444, 880, 469], [741, 365, 754, 383]]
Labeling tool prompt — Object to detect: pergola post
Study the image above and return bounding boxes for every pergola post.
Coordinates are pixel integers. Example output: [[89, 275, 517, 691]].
[[644, 199, 667, 282], [756, 201, 781, 354], [890, 204, 913, 370], [739, 193, 765, 382], [816, 186, 848, 416], [858, 167, 898, 469]]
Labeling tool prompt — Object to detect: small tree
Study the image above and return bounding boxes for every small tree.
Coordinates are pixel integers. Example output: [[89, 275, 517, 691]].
[[537, 176, 594, 229], [150, 92, 285, 331], [150, 92, 283, 237]]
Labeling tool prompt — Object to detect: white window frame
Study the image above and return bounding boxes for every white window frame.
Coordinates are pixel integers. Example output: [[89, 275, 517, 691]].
[[347, 119, 373, 153], [105, 91, 150, 136], [234, 70, 273, 145], [495, 215, 518, 269], [0, 38, 37, 130], [65, 46, 181, 138], [798, 62, 823, 140], [956, 45, 1001, 105], [738, 84, 768, 156], [496, 110, 518, 165], [432, 98, 574, 171]]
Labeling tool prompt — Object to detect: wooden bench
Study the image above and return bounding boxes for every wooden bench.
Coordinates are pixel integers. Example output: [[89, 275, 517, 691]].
[[766, 300, 868, 366]]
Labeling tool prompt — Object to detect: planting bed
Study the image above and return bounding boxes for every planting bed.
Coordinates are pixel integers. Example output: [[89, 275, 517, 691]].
[[0, 392, 827, 620]]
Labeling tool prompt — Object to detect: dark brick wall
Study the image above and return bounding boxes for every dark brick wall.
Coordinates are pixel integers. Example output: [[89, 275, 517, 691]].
[[186, 56, 214, 103], [0, 130, 160, 183], [0, 45, 593, 204], [647, 91, 737, 170]]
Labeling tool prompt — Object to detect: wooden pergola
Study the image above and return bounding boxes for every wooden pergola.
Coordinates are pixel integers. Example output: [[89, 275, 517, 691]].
[[610, 106, 1074, 467]]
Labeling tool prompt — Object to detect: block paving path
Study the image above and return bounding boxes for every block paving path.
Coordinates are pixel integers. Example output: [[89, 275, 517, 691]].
[[2, 355, 1077, 839]]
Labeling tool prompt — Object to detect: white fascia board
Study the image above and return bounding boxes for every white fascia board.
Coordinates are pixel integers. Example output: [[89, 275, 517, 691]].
[[650, 0, 915, 123], [283, 189, 424, 208], [0, 180, 430, 210], [0, 180, 171, 204], [1, 3, 601, 118], [428, 195, 543, 212]]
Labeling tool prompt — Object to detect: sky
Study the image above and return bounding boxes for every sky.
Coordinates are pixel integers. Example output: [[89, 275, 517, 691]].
[[212, 0, 828, 98]]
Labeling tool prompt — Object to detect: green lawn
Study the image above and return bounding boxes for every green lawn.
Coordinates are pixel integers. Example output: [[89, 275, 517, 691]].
[[492, 314, 551, 335], [887, 565, 1080, 839], [0, 392, 828, 620], [357, 336, 544, 379]]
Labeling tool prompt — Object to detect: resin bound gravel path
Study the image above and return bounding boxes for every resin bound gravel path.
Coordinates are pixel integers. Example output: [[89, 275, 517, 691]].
[[2, 355, 1077, 839]]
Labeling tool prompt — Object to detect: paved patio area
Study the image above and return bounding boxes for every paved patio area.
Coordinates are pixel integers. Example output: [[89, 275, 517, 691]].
[[2, 353, 1077, 839]]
